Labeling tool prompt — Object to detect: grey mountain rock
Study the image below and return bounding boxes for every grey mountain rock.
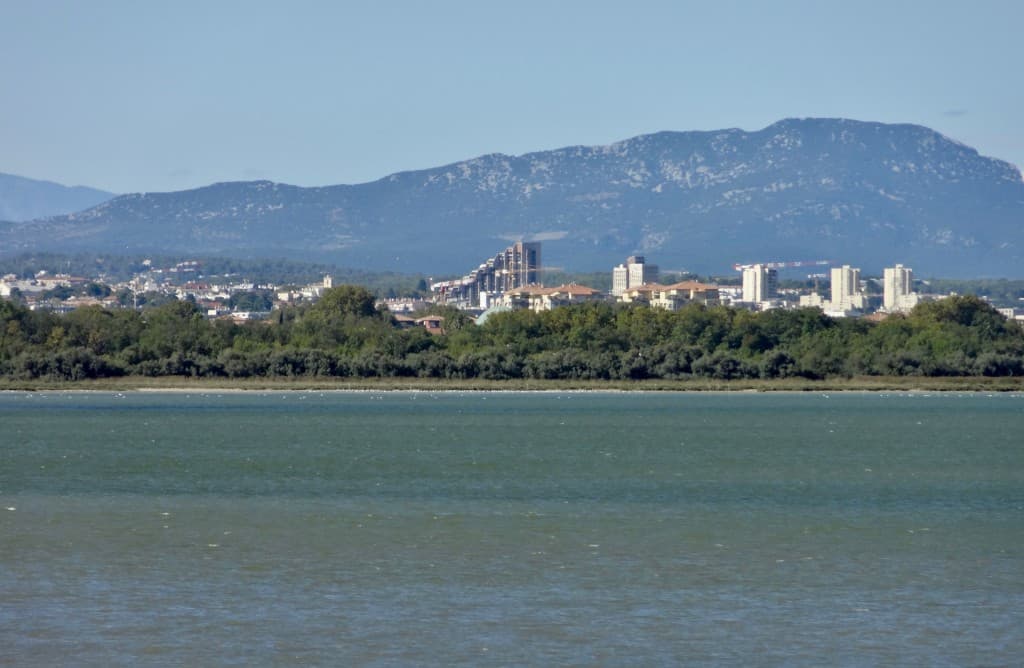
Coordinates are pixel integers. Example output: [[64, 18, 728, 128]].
[[2, 118, 1022, 277], [0, 173, 115, 223]]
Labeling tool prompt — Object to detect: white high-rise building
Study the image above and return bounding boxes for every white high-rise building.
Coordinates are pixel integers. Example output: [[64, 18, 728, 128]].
[[829, 265, 865, 312], [742, 264, 777, 303], [612, 265, 630, 296], [612, 255, 659, 296], [883, 264, 919, 312]]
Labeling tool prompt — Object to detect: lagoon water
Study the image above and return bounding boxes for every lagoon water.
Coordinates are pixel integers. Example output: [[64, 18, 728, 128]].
[[1, 391, 1022, 665]]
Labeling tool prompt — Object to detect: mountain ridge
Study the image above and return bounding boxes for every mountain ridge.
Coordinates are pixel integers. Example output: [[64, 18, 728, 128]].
[[3, 118, 1023, 277], [0, 172, 116, 223]]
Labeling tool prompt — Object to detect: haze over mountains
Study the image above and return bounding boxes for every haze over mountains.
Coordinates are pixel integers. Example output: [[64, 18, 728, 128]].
[[0, 173, 114, 223], [2, 118, 1022, 277]]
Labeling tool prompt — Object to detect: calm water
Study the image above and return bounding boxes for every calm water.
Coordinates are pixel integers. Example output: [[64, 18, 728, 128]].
[[1, 391, 1022, 666]]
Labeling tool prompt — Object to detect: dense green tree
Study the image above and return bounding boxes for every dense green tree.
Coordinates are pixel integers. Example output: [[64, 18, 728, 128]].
[[314, 285, 379, 319], [228, 291, 274, 312], [84, 282, 112, 298], [42, 285, 74, 301], [3, 291, 1023, 381]]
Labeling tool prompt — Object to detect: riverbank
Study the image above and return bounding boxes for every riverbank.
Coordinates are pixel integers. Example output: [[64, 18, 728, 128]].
[[2, 375, 1023, 392]]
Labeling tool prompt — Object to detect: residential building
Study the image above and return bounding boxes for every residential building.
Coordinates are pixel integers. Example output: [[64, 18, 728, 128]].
[[502, 284, 605, 312], [799, 292, 826, 308], [432, 241, 542, 308], [612, 264, 629, 296], [415, 316, 446, 335], [377, 298, 432, 313], [618, 283, 665, 305], [829, 265, 866, 312], [742, 264, 778, 304], [997, 307, 1024, 327], [611, 255, 659, 296], [883, 264, 920, 312], [649, 281, 720, 310]]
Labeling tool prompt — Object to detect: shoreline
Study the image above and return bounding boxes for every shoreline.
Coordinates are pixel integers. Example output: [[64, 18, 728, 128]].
[[2, 376, 1023, 393]]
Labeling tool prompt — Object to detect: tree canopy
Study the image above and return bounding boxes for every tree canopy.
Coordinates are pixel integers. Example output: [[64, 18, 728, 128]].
[[1, 289, 1021, 382]]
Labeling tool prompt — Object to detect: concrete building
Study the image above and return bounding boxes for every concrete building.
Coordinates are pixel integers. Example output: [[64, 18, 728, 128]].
[[798, 292, 826, 308], [415, 315, 446, 335], [432, 241, 542, 308], [0, 273, 83, 297], [618, 283, 664, 305], [829, 265, 866, 312], [741, 265, 778, 304], [503, 241, 542, 288], [797, 265, 865, 315], [616, 280, 720, 310], [612, 264, 629, 296], [377, 298, 432, 313], [997, 307, 1024, 327], [612, 255, 659, 296], [649, 281, 721, 310], [502, 284, 605, 312], [883, 264, 920, 312]]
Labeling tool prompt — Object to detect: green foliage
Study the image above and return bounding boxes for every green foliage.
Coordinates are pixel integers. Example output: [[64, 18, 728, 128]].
[[922, 279, 1024, 308], [2, 292, 1023, 381], [42, 285, 75, 301], [313, 285, 379, 319], [228, 290, 274, 312]]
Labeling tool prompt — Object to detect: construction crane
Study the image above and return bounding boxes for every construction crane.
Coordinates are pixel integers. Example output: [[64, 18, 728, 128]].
[[733, 259, 831, 271]]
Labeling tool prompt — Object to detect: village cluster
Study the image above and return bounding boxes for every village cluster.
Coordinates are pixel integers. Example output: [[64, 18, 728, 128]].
[[3, 244, 1023, 327]]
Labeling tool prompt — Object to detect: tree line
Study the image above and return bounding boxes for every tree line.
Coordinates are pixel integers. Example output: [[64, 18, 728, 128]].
[[1, 285, 1022, 382]]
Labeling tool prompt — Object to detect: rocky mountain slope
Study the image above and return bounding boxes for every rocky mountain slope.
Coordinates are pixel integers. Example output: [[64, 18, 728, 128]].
[[2, 118, 1022, 277]]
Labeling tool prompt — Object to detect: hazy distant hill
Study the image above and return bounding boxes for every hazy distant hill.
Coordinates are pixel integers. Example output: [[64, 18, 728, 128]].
[[2, 119, 1022, 277], [0, 173, 115, 222]]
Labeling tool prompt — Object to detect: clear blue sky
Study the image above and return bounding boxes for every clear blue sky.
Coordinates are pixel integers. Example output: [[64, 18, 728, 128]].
[[2, 0, 1021, 194]]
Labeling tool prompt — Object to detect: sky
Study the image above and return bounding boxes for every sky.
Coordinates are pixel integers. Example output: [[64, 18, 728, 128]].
[[2, 0, 1022, 194]]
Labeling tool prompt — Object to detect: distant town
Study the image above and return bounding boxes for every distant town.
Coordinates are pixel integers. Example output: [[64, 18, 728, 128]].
[[2, 242, 1023, 328]]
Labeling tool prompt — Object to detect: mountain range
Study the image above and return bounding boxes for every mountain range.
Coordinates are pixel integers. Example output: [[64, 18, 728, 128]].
[[0, 173, 114, 223], [2, 118, 1022, 277]]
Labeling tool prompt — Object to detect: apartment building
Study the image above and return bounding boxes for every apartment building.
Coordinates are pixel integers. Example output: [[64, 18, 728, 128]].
[[432, 241, 542, 308], [883, 264, 920, 312], [612, 255, 659, 296]]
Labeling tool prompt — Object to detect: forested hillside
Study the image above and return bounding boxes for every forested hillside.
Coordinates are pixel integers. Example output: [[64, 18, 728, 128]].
[[2, 287, 1022, 382]]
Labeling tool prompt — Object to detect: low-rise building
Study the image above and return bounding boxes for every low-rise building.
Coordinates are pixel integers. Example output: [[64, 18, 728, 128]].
[[997, 307, 1024, 326], [618, 281, 720, 310], [618, 283, 665, 305], [650, 281, 720, 310], [378, 298, 432, 313], [530, 284, 605, 311], [501, 284, 605, 312], [416, 315, 446, 335], [799, 292, 826, 308]]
